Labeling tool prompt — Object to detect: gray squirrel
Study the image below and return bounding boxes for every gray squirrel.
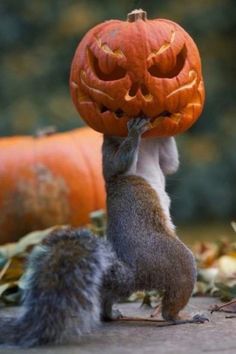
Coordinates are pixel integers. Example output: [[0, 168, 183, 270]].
[[0, 117, 206, 347]]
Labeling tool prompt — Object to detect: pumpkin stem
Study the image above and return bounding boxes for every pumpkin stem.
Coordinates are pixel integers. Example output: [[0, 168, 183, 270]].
[[127, 9, 147, 22]]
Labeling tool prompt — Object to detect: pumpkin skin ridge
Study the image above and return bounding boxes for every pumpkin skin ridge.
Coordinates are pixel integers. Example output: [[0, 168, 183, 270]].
[[70, 12, 205, 137]]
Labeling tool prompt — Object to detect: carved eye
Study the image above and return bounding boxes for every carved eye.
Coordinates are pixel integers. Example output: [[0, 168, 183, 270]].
[[148, 46, 187, 79], [88, 48, 126, 81]]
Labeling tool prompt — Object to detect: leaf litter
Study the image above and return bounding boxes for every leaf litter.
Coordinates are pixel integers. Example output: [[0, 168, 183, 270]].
[[0, 216, 235, 310]]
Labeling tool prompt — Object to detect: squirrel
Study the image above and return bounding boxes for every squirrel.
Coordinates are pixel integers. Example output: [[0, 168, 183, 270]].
[[101, 117, 197, 321], [0, 117, 206, 347]]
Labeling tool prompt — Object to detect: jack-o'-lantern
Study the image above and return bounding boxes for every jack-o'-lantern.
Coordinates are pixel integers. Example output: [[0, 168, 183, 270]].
[[70, 9, 205, 137]]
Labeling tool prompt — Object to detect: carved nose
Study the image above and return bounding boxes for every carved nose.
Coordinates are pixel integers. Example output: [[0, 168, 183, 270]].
[[129, 82, 150, 97]]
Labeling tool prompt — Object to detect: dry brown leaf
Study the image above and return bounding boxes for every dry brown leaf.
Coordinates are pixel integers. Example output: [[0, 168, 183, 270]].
[[0, 282, 18, 297], [194, 242, 219, 268], [0, 256, 25, 284], [231, 221, 236, 233], [0, 282, 21, 305], [210, 299, 236, 313], [0, 225, 67, 259]]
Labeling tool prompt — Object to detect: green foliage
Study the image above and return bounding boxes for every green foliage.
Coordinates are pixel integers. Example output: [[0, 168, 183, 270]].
[[214, 283, 236, 302], [0, 0, 235, 222]]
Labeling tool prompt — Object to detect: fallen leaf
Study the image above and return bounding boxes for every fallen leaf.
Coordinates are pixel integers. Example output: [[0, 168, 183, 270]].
[[231, 221, 236, 233], [218, 255, 236, 277], [214, 283, 236, 302], [0, 282, 21, 305], [210, 299, 236, 313], [0, 256, 25, 284], [0, 225, 67, 260], [198, 267, 219, 284], [194, 242, 219, 268]]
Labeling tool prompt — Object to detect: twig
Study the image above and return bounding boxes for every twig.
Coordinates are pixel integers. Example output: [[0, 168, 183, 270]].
[[115, 316, 207, 326], [210, 299, 236, 314]]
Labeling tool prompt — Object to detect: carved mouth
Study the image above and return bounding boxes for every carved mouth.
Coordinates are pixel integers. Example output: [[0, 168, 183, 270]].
[[73, 72, 203, 129], [99, 105, 125, 119], [98, 105, 173, 122], [96, 105, 182, 127], [84, 99, 186, 125], [76, 92, 201, 127]]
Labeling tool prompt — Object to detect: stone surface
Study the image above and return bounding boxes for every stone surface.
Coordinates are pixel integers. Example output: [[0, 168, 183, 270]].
[[1, 297, 236, 354]]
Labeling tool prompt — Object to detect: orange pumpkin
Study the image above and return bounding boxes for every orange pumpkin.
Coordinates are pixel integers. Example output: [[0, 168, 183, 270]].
[[0, 127, 105, 244], [70, 9, 205, 138]]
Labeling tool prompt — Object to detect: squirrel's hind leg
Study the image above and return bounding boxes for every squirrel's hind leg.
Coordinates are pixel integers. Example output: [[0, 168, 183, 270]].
[[159, 285, 209, 325], [101, 299, 123, 321], [101, 260, 135, 321]]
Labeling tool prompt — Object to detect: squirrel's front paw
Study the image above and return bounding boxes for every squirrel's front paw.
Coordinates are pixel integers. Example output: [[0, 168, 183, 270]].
[[127, 117, 150, 136]]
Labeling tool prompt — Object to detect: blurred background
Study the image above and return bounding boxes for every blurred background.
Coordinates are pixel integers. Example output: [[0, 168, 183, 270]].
[[0, 0, 235, 238]]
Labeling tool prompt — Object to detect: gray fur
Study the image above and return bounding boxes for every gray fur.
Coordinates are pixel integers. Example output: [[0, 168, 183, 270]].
[[0, 228, 114, 347]]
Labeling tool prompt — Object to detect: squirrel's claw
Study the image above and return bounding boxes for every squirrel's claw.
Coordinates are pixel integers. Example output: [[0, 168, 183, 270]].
[[191, 314, 209, 323], [127, 117, 150, 135], [170, 313, 209, 325]]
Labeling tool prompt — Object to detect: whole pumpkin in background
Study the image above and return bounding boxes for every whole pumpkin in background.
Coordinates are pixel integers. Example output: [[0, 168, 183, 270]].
[[0, 127, 105, 244], [70, 9, 205, 137]]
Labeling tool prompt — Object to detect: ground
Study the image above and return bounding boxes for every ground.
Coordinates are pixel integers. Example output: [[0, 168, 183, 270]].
[[0, 297, 236, 354]]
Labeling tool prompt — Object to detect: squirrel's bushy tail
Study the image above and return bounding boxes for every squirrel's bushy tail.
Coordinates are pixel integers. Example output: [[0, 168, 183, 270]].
[[0, 228, 113, 347]]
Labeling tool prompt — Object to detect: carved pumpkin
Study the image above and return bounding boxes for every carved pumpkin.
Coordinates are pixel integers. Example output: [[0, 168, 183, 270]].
[[0, 127, 105, 244], [70, 9, 205, 137]]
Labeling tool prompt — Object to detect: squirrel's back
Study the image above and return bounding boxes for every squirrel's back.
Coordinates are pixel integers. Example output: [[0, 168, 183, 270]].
[[106, 174, 175, 256], [106, 174, 196, 304]]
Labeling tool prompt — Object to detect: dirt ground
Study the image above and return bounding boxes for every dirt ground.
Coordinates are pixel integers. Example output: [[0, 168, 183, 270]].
[[0, 297, 235, 354]]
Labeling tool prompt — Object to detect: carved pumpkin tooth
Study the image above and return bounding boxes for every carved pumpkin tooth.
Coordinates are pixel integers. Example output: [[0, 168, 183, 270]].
[[171, 113, 182, 123], [125, 91, 136, 101], [70, 9, 205, 137], [113, 48, 125, 58], [143, 94, 153, 102], [151, 116, 166, 128]]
